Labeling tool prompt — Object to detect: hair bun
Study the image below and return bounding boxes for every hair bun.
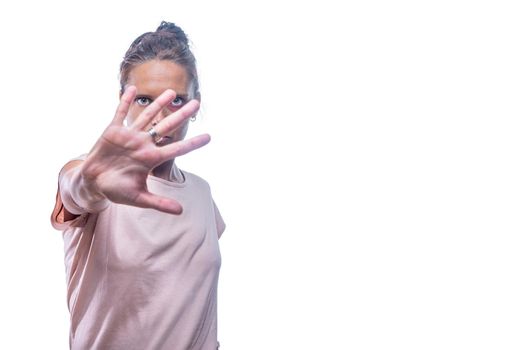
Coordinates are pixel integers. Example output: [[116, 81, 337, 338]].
[[156, 21, 189, 46]]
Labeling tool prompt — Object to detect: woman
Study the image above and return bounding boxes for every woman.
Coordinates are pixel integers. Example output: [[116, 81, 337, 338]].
[[51, 21, 225, 350]]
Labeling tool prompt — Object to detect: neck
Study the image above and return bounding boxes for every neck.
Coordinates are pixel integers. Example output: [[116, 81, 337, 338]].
[[151, 160, 184, 183]]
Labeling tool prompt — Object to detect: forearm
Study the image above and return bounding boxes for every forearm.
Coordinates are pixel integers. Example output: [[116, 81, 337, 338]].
[[59, 163, 109, 215]]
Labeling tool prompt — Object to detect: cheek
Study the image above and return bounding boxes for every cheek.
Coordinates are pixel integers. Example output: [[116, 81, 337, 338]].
[[172, 121, 189, 140]]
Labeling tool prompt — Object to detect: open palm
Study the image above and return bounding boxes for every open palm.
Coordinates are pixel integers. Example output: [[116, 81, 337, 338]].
[[80, 86, 210, 214]]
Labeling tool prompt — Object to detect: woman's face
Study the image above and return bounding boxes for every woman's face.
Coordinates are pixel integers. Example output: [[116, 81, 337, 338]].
[[125, 59, 194, 143]]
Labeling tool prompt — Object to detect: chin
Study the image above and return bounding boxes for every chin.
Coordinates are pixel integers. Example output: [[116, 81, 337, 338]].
[[156, 136, 173, 146]]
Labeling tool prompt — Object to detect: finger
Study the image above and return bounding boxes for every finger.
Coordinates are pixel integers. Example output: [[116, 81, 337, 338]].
[[154, 100, 200, 137], [157, 133, 211, 161], [112, 86, 136, 125], [134, 191, 184, 215], [131, 89, 177, 130]]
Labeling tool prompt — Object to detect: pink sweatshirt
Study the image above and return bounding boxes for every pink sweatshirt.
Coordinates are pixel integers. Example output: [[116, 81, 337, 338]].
[[51, 163, 225, 350]]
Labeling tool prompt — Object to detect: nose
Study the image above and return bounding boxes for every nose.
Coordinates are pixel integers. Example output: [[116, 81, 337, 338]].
[[152, 107, 171, 125]]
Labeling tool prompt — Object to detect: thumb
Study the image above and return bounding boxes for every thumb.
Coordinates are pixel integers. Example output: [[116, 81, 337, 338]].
[[134, 191, 184, 215]]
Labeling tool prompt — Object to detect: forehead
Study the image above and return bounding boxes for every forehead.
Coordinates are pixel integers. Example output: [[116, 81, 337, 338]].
[[127, 60, 190, 95]]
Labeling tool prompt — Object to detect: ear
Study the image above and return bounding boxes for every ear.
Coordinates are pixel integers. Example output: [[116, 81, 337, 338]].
[[194, 91, 201, 103]]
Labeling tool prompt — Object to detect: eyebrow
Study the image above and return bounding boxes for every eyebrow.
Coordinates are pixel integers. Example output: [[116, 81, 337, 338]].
[[136, 93, 189, 99]]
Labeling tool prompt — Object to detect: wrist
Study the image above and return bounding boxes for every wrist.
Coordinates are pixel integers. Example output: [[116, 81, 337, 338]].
[[61, 165, 109, 214]]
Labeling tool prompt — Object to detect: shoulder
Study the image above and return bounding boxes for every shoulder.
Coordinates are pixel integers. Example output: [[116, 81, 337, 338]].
[[183, 170, 211, 190]]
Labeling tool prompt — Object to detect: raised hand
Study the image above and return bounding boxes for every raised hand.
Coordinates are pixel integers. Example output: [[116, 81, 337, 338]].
[[79, 86, 210, 214]]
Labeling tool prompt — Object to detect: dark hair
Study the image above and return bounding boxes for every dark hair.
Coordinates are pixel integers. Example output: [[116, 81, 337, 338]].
[[119, 21, 200, 99]]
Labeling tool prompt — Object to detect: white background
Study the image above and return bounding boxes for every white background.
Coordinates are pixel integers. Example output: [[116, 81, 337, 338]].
[[0, 0, 523, 349]]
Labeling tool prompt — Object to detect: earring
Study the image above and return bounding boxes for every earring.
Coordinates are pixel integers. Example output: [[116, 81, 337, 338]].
[[190, 115, 196, 122]]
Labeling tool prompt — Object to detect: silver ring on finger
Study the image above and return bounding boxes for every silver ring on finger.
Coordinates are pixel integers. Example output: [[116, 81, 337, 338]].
[[147, 127, 163, 144]]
